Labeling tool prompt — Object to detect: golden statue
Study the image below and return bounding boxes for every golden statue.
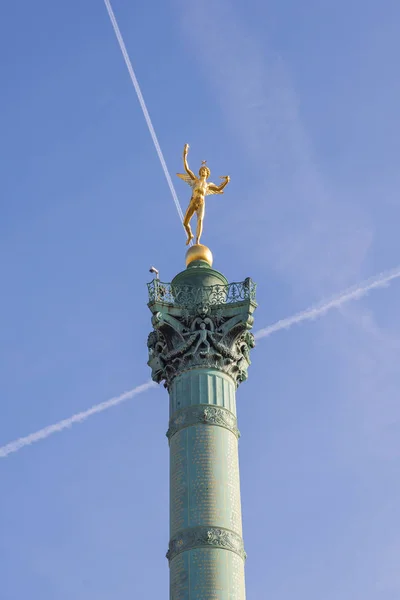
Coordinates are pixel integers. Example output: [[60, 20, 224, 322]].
[[177, 143, 230, 246]]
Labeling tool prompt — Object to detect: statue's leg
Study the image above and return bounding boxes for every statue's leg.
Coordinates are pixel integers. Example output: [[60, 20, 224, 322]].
[[192, 337, 201, 355], [195, 204, 205, 245], [183, 203, 196, 245]]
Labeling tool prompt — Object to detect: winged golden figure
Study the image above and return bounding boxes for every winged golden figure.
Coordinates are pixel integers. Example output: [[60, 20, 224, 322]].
[[177, 143, 230, 246]]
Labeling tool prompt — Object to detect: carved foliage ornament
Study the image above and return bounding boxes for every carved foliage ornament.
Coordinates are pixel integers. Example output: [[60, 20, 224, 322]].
[[147, 282, 256, 389], [166, 404, 240, 441], [167, 526, 246, 562]]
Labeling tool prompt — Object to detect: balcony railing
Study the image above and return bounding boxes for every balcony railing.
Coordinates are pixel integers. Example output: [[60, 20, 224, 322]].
[[147, 278, 256, 307]]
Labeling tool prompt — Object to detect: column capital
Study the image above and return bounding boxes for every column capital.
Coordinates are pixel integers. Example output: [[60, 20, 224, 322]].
[[147, 277, 257, 390]]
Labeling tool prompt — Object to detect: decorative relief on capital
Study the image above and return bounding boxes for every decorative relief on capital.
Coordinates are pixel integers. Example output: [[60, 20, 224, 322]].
[[167, 526, 246, 562], [167, 405, 240, 441], [147, 280, 256, 389]]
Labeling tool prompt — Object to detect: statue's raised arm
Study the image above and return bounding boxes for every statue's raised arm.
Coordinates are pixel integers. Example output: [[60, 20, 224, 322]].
[[182, 144, 196, 181]]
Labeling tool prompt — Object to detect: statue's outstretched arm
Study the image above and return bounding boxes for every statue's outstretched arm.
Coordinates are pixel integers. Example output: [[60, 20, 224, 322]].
[[207, 176, 230, 194], [183, 143, 196, 180]]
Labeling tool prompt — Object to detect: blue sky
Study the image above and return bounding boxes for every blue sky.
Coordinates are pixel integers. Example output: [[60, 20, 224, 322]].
[[1, 0, 400, 597]]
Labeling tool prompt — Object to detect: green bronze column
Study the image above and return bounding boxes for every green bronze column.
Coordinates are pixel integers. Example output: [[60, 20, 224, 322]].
[[147, 244, 256, 599]]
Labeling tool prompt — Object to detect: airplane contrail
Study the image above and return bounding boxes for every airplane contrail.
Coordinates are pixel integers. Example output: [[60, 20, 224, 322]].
[[254, 265, 400, 339], [0, 381, 156, 459], [1, 266, 399, 459], [103, 0, 185, 224]]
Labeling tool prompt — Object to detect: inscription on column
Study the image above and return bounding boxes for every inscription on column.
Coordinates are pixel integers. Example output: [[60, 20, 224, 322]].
[[191, 549, 221, 598], [226, 427, 242, 535], [190, 425, 219, 525], [170, 431, 187, 534], [170, 549, 245, 600], [170, 422, 244, 536], [170, 552, 188, 600], [230, 552, 246, 599]]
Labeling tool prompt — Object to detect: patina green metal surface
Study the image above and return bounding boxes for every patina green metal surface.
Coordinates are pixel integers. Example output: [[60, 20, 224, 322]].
[[147, 276, 256, 308], [147, 258, 256, 599]]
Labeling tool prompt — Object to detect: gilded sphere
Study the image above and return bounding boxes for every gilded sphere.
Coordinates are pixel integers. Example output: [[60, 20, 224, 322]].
[[185, 244, 213, 267]]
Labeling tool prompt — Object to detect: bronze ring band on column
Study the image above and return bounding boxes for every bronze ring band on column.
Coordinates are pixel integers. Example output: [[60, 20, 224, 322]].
[[167, 526, 246, 563], [166, 404, 240, 442]]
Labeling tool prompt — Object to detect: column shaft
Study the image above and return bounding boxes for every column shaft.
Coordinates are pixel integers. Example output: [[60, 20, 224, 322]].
[[168, 369, 246, 599]]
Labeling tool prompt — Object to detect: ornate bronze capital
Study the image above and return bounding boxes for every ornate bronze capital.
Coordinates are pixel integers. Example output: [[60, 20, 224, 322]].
[[147, 279, 257, 389]]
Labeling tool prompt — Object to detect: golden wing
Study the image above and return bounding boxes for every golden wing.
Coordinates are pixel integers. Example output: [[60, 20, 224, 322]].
[[177, 173, 196, 187]]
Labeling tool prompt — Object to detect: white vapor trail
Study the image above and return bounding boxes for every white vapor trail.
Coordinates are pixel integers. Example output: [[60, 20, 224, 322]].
[[103, 0, 185, 224], [255, 265, 400, 340], [0, 381, 156, 459], [1, 266, 399, 460]]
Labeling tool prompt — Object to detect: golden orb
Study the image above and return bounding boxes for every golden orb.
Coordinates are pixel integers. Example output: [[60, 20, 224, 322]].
[[185, 244, 213, 267]]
